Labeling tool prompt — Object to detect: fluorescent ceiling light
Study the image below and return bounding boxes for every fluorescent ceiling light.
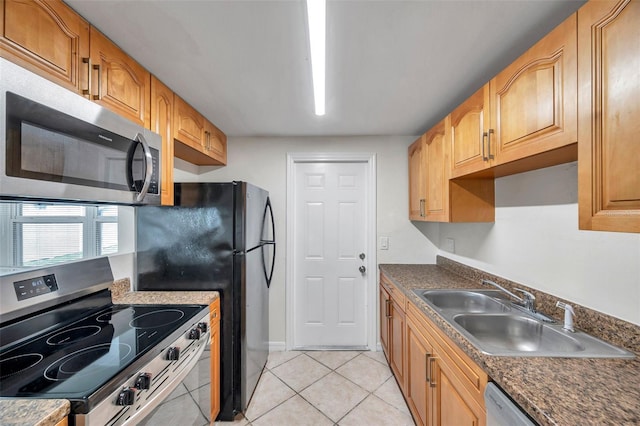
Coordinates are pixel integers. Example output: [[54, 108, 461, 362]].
[[306, 0, 326, 116]]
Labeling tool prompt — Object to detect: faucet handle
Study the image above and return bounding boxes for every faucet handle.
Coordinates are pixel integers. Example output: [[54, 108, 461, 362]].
[[514, 288, 536, 310], [556, 301, 575, 332]]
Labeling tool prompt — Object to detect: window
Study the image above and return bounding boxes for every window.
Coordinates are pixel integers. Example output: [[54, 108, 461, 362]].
[[0, 203, 119, 269]]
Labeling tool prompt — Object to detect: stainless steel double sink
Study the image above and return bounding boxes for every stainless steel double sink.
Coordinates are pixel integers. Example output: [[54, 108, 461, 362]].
[[413, 289, 635, 358]]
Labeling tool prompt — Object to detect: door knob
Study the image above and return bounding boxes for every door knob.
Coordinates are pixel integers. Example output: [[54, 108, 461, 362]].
[[359, 253, 366, 260], [359, 266, 366, 273]]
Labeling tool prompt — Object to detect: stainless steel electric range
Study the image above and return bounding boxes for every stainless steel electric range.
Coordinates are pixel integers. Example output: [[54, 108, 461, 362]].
[[0, 258, 210, 426]]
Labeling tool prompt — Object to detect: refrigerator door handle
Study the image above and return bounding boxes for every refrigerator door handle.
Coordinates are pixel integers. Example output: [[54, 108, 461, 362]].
[[261, 197, 276, 288]]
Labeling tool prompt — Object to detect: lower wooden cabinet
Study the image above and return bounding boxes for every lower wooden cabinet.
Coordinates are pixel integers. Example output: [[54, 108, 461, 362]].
[[209, 298, 221, 421], [404, 302, 488, 426], [381, 270, 489, 426], [54, 417, 68, 426], [380, 274, 406, 392], [406, 315, 433, 425]]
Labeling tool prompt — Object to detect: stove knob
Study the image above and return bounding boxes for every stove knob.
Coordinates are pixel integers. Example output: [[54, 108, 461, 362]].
[[135, 373, 152, 390], [166, 346, 180, 361], [188, 328, 201, 340], [197, 322, 208, 333], [116, 387, 136, 406]]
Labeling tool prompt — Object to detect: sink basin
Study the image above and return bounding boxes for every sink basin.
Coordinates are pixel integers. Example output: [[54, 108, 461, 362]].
[[454, 314, 584, 353], [411, 288, 635, 358], [417, 290, 510, 313]]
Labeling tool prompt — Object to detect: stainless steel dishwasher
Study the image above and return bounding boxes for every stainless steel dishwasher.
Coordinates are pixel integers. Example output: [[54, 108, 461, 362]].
[[485, 382, 537, 426]]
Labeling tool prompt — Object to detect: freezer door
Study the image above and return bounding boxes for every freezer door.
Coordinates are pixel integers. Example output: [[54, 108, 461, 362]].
[[242, 248, 269, 410]]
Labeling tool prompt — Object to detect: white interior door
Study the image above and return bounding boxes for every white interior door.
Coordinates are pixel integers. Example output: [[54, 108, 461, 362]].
[[292, 160, 369, 348]]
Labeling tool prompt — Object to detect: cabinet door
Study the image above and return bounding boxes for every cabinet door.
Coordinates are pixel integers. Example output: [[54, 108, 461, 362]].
[[210, 319, 220, 421], [54, 417, 68, 426], [578, 0, 640, 233], [424, 119, 449, 222], [89, 27, 150, 127], [450, 85, 491, 178], [434, 362, 485, 426], [379, 284, 391, 357], [390, 298, 406, 390], [408, 136, 426, 221], [490, 13, 577, 165], [173, 94, 205, 151], [151, 76, 174, 206], [406, 315, 432, 426], [203, 120, 227, 165], [210, 298, 220, 421], [1, 0, 89, 94]]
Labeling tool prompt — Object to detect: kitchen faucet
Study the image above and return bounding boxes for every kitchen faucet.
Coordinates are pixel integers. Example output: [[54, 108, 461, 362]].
[[481, 279, 536, 312]]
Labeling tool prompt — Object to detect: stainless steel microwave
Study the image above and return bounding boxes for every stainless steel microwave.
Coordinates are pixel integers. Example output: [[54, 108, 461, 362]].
[[0, 58, 162, 206]]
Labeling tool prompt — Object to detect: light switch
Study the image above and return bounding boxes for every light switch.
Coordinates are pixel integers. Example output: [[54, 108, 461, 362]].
[[380, 237, 389, 250]]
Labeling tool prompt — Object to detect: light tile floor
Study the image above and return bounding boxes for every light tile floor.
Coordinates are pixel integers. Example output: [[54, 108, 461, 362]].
[[143, 350, 415, 426], [217, 351, 414, 426]]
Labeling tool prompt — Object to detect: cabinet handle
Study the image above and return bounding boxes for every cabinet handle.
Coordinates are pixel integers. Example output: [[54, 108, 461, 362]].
[[425, 353, 431, 383], [385, 299, 392, 318], [482, 131, 488, 161], [487, 128, 494, 160], [204, 130, 210, 150], [420, 199, 425, 217], [82, 57, 91, 97], [429, 357, 437, 388], [92, 63, 102, 100]]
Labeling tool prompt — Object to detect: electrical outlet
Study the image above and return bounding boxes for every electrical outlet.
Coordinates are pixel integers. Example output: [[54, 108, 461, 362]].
[[380, 236, 389, 250], [444, 238, 455, 253]]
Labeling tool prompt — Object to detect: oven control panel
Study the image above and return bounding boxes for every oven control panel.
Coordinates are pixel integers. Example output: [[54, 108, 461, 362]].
[[13, 274, 58, 301]]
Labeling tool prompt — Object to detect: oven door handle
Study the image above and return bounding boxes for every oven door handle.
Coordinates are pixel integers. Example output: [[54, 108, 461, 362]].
[[133, 133, 153, 203]]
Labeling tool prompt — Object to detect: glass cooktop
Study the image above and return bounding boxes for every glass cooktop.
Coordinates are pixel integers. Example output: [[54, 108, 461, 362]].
[[0, 291, 206, 402]]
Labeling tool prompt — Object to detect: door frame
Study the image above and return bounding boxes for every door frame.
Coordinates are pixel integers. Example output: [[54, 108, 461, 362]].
[[285, 152, 377, 350]]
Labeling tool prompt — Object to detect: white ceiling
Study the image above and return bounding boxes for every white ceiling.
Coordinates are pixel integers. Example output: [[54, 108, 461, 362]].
[[66, 0, 585, 137]]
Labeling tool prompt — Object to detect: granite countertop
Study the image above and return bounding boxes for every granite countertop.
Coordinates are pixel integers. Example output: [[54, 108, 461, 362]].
[[0, 400, 69, 426], [110, 279, 219, 306], [379, 263, 640, 426], [0, 279, 219, 426]]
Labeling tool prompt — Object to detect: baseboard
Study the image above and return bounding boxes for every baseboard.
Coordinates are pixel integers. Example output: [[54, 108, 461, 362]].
[[269, 341, 286, 352]]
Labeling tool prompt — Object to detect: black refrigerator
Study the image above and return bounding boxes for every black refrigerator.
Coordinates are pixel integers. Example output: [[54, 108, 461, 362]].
[[135, 182, 275, 420]]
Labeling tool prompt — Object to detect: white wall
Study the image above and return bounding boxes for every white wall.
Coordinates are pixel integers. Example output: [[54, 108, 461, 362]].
[[174, 136, 437, 344], [415, 162, 640, 325]]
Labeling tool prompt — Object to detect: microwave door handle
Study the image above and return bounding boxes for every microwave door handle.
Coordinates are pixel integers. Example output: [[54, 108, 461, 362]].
[[134, 133, 153, 203]]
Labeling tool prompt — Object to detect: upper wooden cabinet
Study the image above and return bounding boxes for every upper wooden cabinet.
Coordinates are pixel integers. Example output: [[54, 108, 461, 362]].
[[449, 13, 579, 180], [173, 94, 205, 151], [151, 76, 174, 206], [450, 86, 491, 178], [0, 0, 89, 94], [423, 120, 449, 222], [408, 136, 426, 220], [578, 0, 640, 233], [489, 13, 578, 167], [173, 95, 227, 166], [410, 118, 495, 223], [89, 27, 151, 128], [204, 120, 228, 165]]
